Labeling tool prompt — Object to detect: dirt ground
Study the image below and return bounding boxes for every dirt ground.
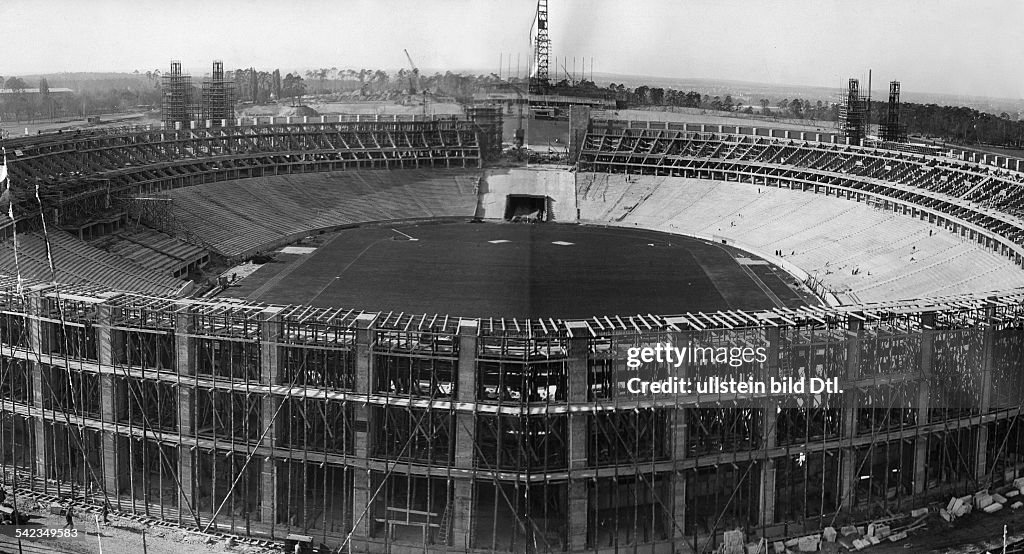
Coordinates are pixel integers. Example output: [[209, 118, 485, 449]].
[[0, 500, 277, 554], [0, 111, 160, 139]]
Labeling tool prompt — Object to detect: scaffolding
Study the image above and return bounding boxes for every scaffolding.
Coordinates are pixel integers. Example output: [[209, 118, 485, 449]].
[[529, 0, 551, 94], [879, 81, 907, 143], [200, 61, 235, 127], [838, 78, 868, 146], [161, 61, 194, 129], [466, 106, 504, 160], [2, 272, 1024, 552]]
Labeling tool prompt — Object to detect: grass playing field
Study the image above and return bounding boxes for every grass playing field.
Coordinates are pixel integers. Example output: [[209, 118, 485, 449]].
[[223, 222, 812, 319]]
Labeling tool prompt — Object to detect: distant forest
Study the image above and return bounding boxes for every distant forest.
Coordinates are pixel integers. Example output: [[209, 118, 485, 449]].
[[609, 82, 1024, 149], [1, 69, 1021, 150]]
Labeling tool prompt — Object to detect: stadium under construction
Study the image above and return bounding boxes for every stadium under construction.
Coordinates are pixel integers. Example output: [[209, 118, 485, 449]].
[[1, 104, 1024, 554]]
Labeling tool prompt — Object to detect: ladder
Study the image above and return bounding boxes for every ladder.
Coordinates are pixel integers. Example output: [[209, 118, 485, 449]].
[[436, 502, 453, 546]]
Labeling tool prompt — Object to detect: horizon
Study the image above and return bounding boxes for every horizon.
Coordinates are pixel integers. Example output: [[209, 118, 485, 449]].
[[2, 0, 1021, 100]]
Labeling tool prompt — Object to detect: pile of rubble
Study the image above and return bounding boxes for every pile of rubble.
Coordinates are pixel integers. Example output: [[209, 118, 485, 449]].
[[721, 510, 930, 552], [940, 478, 1024, 523]]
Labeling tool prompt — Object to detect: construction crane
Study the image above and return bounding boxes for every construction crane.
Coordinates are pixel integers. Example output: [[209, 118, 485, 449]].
[[403, 49, 420, 95], [403, 49, 428, 116]]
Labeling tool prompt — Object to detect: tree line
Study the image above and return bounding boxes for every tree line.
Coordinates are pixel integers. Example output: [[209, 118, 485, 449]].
[[2, 68, 1022, 149], [606, 81, 1024, 148]]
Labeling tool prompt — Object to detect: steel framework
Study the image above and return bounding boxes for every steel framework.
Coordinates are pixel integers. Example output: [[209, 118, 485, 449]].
[[530, 0, 551, 94], [880, 81, 907, 143], [161, 61, 194, 129], [200, 61, 235, 127], [838, 79, 868, 146]]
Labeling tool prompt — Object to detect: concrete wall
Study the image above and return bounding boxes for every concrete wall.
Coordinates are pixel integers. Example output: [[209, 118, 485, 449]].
[[478, 168, 578, 221]]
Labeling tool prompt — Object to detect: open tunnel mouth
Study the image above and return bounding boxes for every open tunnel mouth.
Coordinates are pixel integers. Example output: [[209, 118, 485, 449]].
[[504, 194, 547, 222]]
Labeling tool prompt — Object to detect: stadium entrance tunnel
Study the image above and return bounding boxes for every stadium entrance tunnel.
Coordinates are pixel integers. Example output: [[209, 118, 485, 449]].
[[504, 194, 548, 222]]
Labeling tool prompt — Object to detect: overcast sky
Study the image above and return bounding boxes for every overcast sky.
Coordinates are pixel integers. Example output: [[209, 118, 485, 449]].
[[1, 0, 1021, 99]]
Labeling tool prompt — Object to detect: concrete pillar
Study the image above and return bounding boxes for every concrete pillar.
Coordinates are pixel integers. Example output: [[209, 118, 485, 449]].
[[174, 307, 196, 515], [451, 320, 478, 545], [450, 479, 474, 550], [26, 286, 50, 481], [261, 458, 278, 529], [914, 313, 934, 494], [350, 313, 376, 541], [976, 301, 996, 482], [671, 410, 688, 544], [456, 320, 478, 404], [568, 480, 588, 551], [760, 327, 780, 526], [671, 327, 690, 544], [259, 307, 283, 525], [565, 324, 590, 550], [96, 303, 120, 498], [566, 325, 589, 469], [840, 316, 863, 508]]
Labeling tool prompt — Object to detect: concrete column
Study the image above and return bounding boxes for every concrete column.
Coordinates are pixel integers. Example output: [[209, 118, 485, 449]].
[[260, 307, 283, 385], [671, 327, 689, 543], [914, 313, 934, 494], [261, 458, 277, 528], [568, 479, 588, 551], [456, 320, 478, 404], [976, 301, 996, 482], [351, 468, 372, 541], [840, 316, 863, 508], [26, 286, 50, 480], [351, 313, 376, 541], [353, 313, 376, 398], [565, 324, 590, 551], [450, 479, 474, 550], [760, 327, 780, 526], [451, 320, 478, 545], [174, 307, 196, 514], [672, 409, 688, 544], [566, 324, 589, 469], [96, 303, 120, 498], [259, 307, 283, 525]]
